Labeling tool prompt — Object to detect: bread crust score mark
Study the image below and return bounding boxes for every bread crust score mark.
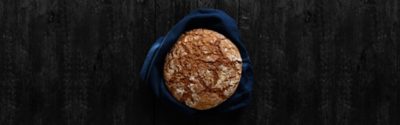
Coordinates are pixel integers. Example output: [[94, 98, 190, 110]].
[[163, 28, 242, 110]]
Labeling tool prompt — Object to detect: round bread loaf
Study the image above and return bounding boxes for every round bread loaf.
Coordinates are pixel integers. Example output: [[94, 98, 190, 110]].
[[163, 28, 242, 110]]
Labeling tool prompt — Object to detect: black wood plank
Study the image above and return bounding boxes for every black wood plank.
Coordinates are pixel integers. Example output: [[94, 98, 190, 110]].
[[174, 0, 197, 20], [237, 0, 263, 125], [0, 0, 157, 124], [216, 0, 239, 21], [90, 0, 156, 125], [342, 0, 400, 124], [0, 0, 24, 124], [197, 0, 216, 8], [0, 0, 66, 124]]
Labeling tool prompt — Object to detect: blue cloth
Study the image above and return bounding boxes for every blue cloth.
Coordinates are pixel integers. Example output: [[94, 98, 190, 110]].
[[140, 8, 254, 114]]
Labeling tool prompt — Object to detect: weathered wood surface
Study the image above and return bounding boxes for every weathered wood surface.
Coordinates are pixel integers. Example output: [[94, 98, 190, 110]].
[[1, 0, 399, 125]]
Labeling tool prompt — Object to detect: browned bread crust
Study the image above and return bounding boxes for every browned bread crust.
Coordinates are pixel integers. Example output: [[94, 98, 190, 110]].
[[163, 29, 242, 110]]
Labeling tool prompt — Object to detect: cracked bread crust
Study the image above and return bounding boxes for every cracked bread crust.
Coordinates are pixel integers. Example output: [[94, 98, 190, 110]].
[[163, 29, 242, 110]]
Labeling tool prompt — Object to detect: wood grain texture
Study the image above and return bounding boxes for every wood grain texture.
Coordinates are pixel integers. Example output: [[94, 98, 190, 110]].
[[1, 0, 400, 125]]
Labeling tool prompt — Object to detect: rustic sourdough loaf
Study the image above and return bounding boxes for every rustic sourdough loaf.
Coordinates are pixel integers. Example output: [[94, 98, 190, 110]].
[[163, 28, 242, 110]]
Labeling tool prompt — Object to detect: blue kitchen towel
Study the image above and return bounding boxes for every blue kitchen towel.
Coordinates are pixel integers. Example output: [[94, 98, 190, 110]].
[[140, 8, 254, 114]]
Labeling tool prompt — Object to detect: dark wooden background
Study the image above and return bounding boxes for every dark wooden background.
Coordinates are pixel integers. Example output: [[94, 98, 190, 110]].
[[1, 0, 400, 125]]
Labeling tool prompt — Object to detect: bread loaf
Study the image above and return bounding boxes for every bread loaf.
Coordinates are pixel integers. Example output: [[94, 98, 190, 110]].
[[163, 28, 242, 110]]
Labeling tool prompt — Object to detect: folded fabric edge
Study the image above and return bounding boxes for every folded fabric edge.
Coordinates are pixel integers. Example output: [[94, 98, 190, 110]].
[[140, 37, 164, 81]]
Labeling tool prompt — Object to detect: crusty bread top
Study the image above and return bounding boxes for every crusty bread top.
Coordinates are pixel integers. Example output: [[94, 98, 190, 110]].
[[163, 28, 242, 110]]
